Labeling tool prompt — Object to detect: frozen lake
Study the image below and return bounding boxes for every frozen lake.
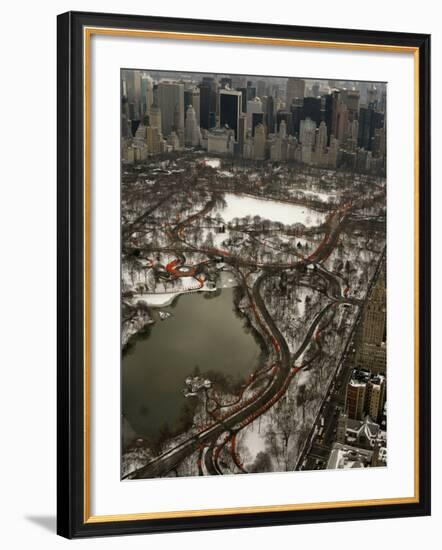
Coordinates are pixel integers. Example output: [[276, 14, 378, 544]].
[[220, 193, 326, 227], [122, 288, 263, 446]]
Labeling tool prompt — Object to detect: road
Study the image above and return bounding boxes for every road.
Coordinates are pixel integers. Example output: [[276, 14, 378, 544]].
[[125, 203, 351, 479]]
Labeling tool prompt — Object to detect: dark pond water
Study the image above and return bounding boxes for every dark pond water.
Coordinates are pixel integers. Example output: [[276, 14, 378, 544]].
[[122, 288, 262, 446]]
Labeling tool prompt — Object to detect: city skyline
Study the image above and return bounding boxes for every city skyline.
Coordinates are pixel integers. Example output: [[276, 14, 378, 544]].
[[121, 70, 386, 175]]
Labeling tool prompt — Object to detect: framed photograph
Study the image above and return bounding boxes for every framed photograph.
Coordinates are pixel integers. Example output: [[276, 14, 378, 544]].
[[57, 11, 431, 538]]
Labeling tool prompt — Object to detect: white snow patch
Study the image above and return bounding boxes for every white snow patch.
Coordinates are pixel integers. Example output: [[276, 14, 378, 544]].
[[301, 189, 337, 202], [135, 292, 181, 307], [220, 193, 326, 227], [203, 158, 221, 168]]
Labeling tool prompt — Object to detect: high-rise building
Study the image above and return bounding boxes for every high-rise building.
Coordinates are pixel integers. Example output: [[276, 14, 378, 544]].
[[312, 121, 329, 165], [264, 95, 275, 134], [367, 85, 378, 105], [149, 102, 162, 133], [331, 93, 349, 142], [247, 97, 263, 131], [124, 70, 142, 115], [220, 77, 232, 89], [316, 121, 328, 151], [362, 267, 386, 346], [141, 74, 154, 121], [199, 82, 211, 130], [157, 81, 184, 137], [270, 120, 288, 162], [146, 126, 165, 155], [219, 89, 242, 140], [358, 107, 384, 152], [237, 87, 248, 113], [199, 77, 217, 130], [366, 375, 386, 422], [286, 78, 305, 108], [207, 128, 234, 154], [253, 123, 267, 160], [246, 81, 256, 101], [184, 105, 201, 147], [276, 110, 294, 136], [358, 106, 372, 149], [290, 104, 302, 136], [346, 378, 367, 420], [336, 413, 348, 443], [257, 79, 267, 98], [167, 131, 181, 151], [355, 262, 386, 375], [302, 97, 322, 126], [252, 112, 264, 136], [341, 89, 360, 122], [357, 343, 386, 376], [311, 82, 320, 97], [238, 114, 248, 156], [299, 117, 316, 146], [184, 86, 200, 126]]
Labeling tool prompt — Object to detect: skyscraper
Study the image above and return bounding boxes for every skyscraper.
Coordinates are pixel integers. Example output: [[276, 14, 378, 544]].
[[277, 110, 296, 136], [346, 378, 367, 420], [330, 92, 349, 142], [302, 97, 322, 126], [184, 105, 201, 147], [286, 78, 305, 108], [199, 77, 217, 130], [246, 81, 256, 101], [237, 87, 248, 113], [149, 102, 162, 133], [220, 77, 232, 89], [141, 74, 154, 121], [219, 89, 242, 140], [362, 268, 386, 346], [366, 376, 386, 422], [252, 112, 264, 136], [264, 95, 275, 134], [257, 79, 267, 98], [157, 81, 184, 137], [253, 124, 266, 160], [238, 114, 247, 156], [341, 89, 360, 122], [299, 117, 316, 146], [190, 87, 200, 126], [247, 97, 263, 131]]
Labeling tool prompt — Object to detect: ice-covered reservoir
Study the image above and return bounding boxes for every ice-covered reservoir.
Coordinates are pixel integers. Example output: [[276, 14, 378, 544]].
[[220, 193, 326, 227]]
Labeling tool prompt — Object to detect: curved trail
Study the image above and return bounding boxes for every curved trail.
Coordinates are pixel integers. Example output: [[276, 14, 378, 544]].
[[125, 198, 355, 479]]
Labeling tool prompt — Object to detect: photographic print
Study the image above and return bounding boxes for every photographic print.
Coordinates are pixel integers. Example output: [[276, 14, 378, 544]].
[[120, 69, 387, 480]]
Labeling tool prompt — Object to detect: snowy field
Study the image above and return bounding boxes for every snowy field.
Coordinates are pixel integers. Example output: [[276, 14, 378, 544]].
[[220, 193, 326, 227], [300, 189, 337, 203]]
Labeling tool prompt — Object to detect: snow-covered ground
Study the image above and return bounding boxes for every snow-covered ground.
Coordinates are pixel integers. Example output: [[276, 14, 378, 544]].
[[135, 292, 182, 307], [220, 193, 326, 227], [300, 189, 337, 202], [203, 158, 221, 168], [134, 282, 218, 308]]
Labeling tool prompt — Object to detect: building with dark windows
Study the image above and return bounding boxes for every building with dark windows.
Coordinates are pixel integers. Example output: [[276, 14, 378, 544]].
[[276, 110, 294, 135], [237, 87, 248, 113], [252, 112, 264, 136], [265, 95, 275, 134], [302, 97, 322, 126], [199, 77, 217, 130], [220, 77, 232, 89], [246, 81, 256, 101], [219, 89, 242, 139]]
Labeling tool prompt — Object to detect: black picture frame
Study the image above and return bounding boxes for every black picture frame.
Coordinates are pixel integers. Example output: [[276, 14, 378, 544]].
[[57, 10, 431, 539]]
